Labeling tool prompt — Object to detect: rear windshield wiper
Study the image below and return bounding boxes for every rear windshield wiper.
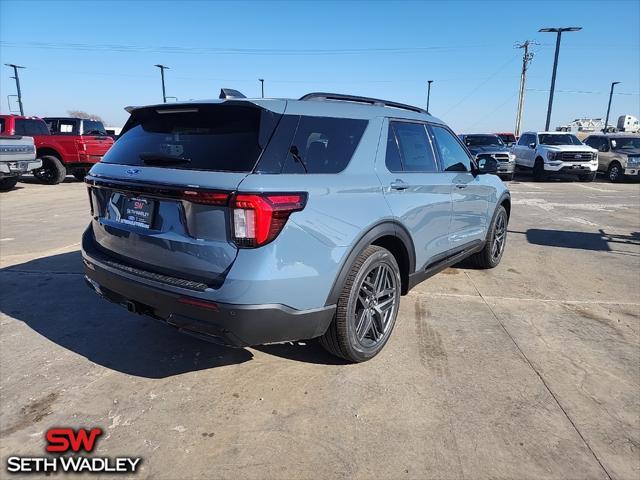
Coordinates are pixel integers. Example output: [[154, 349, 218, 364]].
[[139, 153, 191, 165]]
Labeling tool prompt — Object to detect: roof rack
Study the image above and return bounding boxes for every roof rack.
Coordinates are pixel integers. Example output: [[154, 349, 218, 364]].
[[299, 92, 427, 115]]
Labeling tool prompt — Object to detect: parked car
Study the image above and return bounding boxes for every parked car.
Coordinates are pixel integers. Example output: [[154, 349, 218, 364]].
[[511, 131, 598, 181], [617, 115, 640, 134], [584, 134, 640, 182], [459, 133, 515, 181], [0, 115, 114, 184], [495, 132, 517, 147], [0, 132, 41, 191], [82, 92, 510, 362]]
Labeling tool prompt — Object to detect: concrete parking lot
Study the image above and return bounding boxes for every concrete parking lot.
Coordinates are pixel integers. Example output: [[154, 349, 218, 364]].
[[1, 175, 639, 479]]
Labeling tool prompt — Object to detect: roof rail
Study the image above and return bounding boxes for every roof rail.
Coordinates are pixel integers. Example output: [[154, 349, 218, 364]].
[[299, 92, 427, 115]]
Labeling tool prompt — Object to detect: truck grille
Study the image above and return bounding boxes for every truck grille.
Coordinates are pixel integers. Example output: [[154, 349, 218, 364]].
[[477, 153, 511, 164], [561, 152, 594, 161]]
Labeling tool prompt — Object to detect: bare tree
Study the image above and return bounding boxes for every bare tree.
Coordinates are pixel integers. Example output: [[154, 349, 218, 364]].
[[67, 110, 104, 122]]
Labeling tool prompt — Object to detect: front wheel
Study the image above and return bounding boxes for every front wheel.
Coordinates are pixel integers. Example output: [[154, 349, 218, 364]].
[[468, 205, 508, 269], [501, 172, 514, 182], [533, 159, 547, 182], [579, 172, 597, 182], [607, 162, 622, 183], [0, 177, 19, 192], [320, 245, 401, 363]]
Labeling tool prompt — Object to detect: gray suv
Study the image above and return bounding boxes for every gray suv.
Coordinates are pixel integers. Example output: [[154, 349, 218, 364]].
[[82, 92, 510, 362]]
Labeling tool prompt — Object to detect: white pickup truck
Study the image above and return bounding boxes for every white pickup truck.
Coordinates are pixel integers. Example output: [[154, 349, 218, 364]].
[[511, 131, 598, 182], [0, 134, 41, 191]]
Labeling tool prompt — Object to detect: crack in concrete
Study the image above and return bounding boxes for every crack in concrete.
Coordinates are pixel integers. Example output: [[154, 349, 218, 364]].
[[463, 271, 614, 480]]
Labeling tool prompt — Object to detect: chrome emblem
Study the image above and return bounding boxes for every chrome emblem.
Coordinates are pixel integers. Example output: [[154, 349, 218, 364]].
[[575, 154, 582, 159], [125, 168, 140, 176]]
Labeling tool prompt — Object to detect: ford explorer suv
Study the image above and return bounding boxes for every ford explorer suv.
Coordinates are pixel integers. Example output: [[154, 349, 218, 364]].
[[0, 132, 41, 191], [82, 92, 511, 362], [459, 133, 516, 180], [583, 134, 640, 182], [512, 131, 598, 182], [0, 115, 114, 184]]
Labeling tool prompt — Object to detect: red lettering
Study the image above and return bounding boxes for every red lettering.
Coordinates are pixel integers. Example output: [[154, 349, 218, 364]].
[[46, 428, 103, 453]]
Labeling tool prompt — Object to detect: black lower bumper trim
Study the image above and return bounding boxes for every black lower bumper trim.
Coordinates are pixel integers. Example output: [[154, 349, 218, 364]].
[[82, 253, 336, 347]]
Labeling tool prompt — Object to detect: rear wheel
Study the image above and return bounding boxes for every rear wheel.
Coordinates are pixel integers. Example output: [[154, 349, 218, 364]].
[[533, 158, 546, 181], [72, 169, 88, 182], [468, 205, 508, 269], [0, 177, 19, 192], [33, 156, 66, 185], [320, 245, 401, 363], [607, 162, 622, 183]]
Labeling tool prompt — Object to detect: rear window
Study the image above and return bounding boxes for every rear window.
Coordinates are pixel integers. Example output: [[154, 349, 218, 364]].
[[256, 115, 368, 174], [101, 105, 279, 172], [82, 120, 107, 135], [14, 119, 50, 136]]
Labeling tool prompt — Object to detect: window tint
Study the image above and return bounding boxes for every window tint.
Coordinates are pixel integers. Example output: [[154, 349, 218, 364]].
[[102, 105, 279, 172], [430, 125, 471, 172], [518, 134, 530, 146], [585, 136, 607, 151], [82, 120, 107, 135], [0, 118, 5, 133], [279, 116, 367, 174], [385, 125, 403, 172], [14, 119, 50, 136], [389, 122, 437, 172]]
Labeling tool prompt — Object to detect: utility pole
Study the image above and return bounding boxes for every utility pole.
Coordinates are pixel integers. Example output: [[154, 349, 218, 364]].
[[154, 64, 169, 103], [426, 80, 433, 113], [539, 27, 582, 131], [603, 81, 620, 133], [4, 63, 25, 115], [259, 78, 264, 98], [514, 41, 535, 137]]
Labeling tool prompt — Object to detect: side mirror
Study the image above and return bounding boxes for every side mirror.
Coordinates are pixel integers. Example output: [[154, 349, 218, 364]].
[[476, 157, 499, 175], [529, 142, 536, 149]]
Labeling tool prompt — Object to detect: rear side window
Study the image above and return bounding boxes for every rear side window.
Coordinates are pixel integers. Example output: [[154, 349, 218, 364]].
[[430, 125, 471, 172], [389, 121, 438, 172], [14, 119, 50, 136], [101, 105, 279, 172], [257, 116, 367, 174]]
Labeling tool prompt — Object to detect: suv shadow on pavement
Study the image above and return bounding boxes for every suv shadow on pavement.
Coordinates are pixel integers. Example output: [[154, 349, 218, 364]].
[[0, 251, 344, 377], [510, 228, 640, 253]]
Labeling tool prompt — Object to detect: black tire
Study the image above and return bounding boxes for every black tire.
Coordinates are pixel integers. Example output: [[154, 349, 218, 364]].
[[533, 158, 546, 182], [0, 177, 19, 192], [32, 155, 66, 185], [607, 162, 623, 183], [501, 172, 514, 182], [579, 171, 597, 182], [72, 169, 88, 182], [320, 245, 401, 363], [468, 205, 508, 269]]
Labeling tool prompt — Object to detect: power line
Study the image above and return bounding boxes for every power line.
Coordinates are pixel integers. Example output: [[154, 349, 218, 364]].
[[514, 40, 537, 137]]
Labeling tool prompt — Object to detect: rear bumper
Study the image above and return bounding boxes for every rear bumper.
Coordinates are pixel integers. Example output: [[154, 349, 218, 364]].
[[0, 159, 42, 176], [82, 246, 336, 347]]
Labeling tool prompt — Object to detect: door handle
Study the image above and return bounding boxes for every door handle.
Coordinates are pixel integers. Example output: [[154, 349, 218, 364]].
[[455, 184, 468, 189], [390, 180, 410, 191]]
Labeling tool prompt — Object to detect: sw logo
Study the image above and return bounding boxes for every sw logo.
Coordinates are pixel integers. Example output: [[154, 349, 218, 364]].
[[6, 427, 142, 474]]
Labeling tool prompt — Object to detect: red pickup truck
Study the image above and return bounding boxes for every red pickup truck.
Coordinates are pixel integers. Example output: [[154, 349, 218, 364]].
[[0, 115, 114, 184]]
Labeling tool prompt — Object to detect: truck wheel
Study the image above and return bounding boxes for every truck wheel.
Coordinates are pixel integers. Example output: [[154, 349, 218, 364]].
[[0, 177, 19, 192], [73, 169, 88, 182], [579, 172, 597, 182], [468, 205, 508, 269], [533, 158, 547, 182], [33, 156, 66, 185], [607, 162, 622, 183], [320, 245, 401, 363], [501, 172, 514, 181]]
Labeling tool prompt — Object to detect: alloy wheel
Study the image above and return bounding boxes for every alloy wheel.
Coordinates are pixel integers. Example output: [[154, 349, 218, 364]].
[[353, 263, 398, 348], [491, 211, 507, 261]]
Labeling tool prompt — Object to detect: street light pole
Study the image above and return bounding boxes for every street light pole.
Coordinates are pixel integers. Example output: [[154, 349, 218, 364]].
[[154, 64, 169, 103], [604, 81, 620, 133], [4, 63, 25, 115], [539, 27, 582, 131], [426, 80, 433, 113], [258, 78, 264, 98]]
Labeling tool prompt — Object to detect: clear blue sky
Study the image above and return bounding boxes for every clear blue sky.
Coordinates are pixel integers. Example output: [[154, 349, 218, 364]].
[[1, 0, 638, 132]]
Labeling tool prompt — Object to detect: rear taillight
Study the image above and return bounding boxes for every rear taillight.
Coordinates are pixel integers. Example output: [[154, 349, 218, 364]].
[[231, 193, 307, 247], [182, 190, 229, 206]]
